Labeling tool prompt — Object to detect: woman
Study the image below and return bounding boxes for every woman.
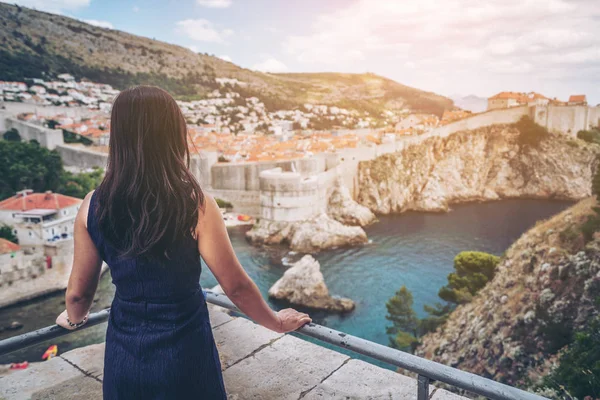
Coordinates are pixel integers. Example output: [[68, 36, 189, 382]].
[[55, 86, 311, 399]]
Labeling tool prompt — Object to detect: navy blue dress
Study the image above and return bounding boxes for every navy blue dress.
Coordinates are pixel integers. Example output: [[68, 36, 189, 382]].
[[87, 191, 227, 399]]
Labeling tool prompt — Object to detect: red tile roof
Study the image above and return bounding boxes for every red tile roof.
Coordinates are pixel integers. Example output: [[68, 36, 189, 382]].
[[0, 238, 20, 254], [568, 95, 586, 103], [0, 191, 82, 211]]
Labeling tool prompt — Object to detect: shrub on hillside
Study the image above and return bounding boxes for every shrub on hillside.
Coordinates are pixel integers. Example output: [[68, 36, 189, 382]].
[[514, 116, 549, 147], [438, 251, 500, 305], [540, 313, 600, 399], [577, 128, 600, 145]]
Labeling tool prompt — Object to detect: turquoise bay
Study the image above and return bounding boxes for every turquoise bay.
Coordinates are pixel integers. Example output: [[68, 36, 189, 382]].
[[0, 199, 574, 364]]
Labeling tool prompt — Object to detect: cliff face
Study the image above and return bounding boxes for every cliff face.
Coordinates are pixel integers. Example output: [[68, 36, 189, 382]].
[[416, 198, 600, 387], [357, 126, 600, 214]]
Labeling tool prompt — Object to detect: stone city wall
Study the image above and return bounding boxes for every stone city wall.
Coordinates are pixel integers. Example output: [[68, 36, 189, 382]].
[[2, 116, 64, 149], [55, 144, 108, 169]]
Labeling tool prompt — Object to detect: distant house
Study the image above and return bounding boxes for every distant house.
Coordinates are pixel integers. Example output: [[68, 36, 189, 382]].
[[0, 238, 21, 268], [487, 92, 549, 110], [0, 190, 82, 248], [57, 73, 75, 82], [568, 95, 587, 106]]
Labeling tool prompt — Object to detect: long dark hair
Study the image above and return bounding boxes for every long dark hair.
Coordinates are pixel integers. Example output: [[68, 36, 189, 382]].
[[95, 86, 204, 263]]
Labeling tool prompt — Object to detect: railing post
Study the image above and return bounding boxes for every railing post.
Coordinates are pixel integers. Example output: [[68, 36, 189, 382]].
[[417, 374, 430, 400]]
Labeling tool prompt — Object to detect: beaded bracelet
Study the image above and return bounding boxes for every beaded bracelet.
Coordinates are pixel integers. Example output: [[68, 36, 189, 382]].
[[66, 313, 88, 328]]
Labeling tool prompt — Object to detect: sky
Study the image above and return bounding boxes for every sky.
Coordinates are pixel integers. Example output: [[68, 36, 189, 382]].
[[9, 0, 600, 104]]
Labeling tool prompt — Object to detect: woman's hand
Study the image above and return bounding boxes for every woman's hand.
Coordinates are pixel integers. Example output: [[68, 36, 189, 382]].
[[56, 309, 89, 330], [275, 308, 312, 333]]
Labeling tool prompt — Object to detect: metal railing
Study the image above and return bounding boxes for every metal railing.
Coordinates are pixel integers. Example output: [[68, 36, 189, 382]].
[[0, 291, 548, 400]]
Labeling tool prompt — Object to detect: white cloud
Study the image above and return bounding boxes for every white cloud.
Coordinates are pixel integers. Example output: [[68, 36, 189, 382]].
[[176, 19, 233, 43], [83, 19, 113, 29], [218, 55, 232, 62], [189, 45, 200, 53], [252, 58, 288, 73], [281, 0, 600, 102], [133, 6, 140, 12], [11, 0, 90, 13], [196, 0, 232, 8]]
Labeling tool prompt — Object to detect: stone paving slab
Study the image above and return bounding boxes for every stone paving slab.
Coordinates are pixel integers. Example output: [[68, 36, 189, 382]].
[[431, 388, 468, 399], [60, 343, 105, 381], [222, 334, 350, 400], [0, 356, 81, 400], [0, 307, 469, 400], [208, 303, 234, 328], [213, 317, 282, 369], [30, 376, 102, 400], [302, 359, 425, 399]]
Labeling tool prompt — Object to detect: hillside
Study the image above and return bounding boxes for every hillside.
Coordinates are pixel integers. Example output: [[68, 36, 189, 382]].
[[416, 197, 600, 395], [0, 2, 452, 116]]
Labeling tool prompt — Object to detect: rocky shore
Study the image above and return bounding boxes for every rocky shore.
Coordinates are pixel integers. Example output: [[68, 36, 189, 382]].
[[246, 213, 368, 253], [268, 255, 355, 312], [357, 126, 600, 214]]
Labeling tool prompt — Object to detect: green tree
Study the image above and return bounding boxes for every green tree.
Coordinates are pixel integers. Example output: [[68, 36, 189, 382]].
[[0, 140, 63, 200], [438, 251, 500, 305], [3, 128, 21, 142], [57, 167, 104, 199], [419, 303, 453, 334], [514, 115, 549, 147], [541, 315, 600, 399], [0, 224, 18, 243], [385, 286, 419, 351]]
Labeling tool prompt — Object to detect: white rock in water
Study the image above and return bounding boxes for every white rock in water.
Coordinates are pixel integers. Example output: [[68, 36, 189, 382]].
[[268, 255, 355, 312]]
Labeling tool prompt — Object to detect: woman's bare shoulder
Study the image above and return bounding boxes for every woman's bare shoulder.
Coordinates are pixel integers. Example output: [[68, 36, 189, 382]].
[[79, 190, 95, 229]]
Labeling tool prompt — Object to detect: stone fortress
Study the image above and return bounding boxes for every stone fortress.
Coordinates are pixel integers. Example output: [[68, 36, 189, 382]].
[[196, 103, 600, 223], [2, 102, 599, 225]]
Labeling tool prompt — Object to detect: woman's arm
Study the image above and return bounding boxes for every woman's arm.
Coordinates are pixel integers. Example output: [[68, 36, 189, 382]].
[[197, 195, 311, 333], [56, 191, 103, 330]]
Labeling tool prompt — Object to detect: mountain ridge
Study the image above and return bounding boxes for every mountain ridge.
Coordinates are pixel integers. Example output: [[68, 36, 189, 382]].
[[0, 2, 453, 116]]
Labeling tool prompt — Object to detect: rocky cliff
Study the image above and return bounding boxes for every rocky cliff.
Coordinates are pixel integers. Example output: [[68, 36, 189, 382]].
[[357, 125, 600, 214], [416, 197, 600, 388]]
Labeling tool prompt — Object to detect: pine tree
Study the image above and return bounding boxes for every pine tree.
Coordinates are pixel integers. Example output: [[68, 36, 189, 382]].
[[385, 286, 419, 351]]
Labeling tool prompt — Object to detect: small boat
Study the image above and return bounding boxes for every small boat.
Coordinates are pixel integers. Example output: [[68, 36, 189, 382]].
[[237, 214, 251, 222], [10, 361, 29, 369], [42, 345, 58, 360]]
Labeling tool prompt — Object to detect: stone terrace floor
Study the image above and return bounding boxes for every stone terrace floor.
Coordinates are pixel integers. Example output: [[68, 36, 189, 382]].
[[0, 305, 467, 400]]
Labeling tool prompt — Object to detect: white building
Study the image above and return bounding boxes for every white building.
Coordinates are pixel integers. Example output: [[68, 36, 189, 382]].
[[0, 190, 82, 249]]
